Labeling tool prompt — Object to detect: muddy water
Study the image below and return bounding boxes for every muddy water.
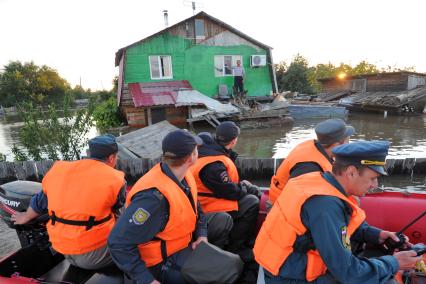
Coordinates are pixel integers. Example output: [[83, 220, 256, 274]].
[[234, 112, 426, 159], [1, 112, 426, 257]]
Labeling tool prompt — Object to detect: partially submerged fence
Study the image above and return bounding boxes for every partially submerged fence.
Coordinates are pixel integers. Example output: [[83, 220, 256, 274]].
[[0, 157, 425, 185]]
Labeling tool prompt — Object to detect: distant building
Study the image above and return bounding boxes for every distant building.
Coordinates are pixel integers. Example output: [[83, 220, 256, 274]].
[[115, 11, 277, 127], [318, 72, 426, 114], [319, 72, 426, 93]]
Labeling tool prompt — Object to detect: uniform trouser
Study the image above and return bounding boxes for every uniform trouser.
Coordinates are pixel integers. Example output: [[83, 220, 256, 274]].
[[64, 244, 113, 270], [206, 212, 233, 249], [228, 195, 259, 251], [148, 246, 192, 284], [264, 272, 399, 284], [234, 76, 244, 93]]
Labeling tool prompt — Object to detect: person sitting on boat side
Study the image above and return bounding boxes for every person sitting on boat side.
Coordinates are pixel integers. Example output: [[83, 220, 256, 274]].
[[108, 130, 207, 284], [11, 134, 126, 270], [190, 121, 261, 259], [268, 118, 354, 206], [254, 140, 422, 284]]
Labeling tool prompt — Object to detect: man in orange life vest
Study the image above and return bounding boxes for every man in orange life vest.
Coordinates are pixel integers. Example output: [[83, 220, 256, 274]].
[[269, 118, 354, 206], [108, 130, 207, 284], [11, 134, 126, 270], [254, 141, 422, 284], [191, 121, 261, 257]]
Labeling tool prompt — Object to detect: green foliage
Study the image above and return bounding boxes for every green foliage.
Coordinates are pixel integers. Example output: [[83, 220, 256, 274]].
[[277, 54, 314, 94], [275, 56, 418, 94], [0, 61, 70, 107], [93, 97, 122, 131], [12, 97, 94, 161]]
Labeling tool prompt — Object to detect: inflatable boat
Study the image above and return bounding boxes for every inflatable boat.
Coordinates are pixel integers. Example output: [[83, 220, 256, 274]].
[[0, 181, 425, 283]]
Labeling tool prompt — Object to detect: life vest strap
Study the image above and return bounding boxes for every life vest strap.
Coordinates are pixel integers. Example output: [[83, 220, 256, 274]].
[[50, 211, 112, 230], [198, 192, 215, 197]]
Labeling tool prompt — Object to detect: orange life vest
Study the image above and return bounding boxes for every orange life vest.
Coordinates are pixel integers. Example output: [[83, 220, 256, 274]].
[[126, 163, 197, 267], [269, 140, 332, 204], [254, 172, 366, 281], [191, 155, 239, 213], [43, 159, 125, 255]]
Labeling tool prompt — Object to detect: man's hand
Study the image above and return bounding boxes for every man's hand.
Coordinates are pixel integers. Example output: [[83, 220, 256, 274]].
[[241, 180, 262, 199], [150, 280, 161, 284], [11, 210, 36, 225], [393, 250, 422, 270], [192, 236, 208, 250], [379, 231, 409, 245]]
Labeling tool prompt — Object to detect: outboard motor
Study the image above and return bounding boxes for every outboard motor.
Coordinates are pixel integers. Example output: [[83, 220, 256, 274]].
[[0, 180, 49, 248]]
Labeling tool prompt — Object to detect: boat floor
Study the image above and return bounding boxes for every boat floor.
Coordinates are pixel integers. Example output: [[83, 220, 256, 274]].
[[41, 260, 125, 284]]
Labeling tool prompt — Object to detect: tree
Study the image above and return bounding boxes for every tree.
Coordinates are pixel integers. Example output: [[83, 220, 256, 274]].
[[12, 97, 94, 161], [0, 61, 70, 107], [277, 54, 314, 94]]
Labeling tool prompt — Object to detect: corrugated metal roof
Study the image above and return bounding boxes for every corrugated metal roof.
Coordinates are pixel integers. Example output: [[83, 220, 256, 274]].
[[129, 81, 192, 107], [176, 89, 239, 115]]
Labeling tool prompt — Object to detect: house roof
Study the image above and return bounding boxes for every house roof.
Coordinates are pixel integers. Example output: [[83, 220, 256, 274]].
[[129, 80, 192, 107], [116, 120, 179, 160], [115, 11, 272, 66], [318, 71, 426, 82]]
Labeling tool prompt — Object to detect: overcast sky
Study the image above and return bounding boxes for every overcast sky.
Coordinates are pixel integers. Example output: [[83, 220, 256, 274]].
[[1, 0, 424, 90]]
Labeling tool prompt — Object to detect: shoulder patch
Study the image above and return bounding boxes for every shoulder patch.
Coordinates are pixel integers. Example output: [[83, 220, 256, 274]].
[[152, 190, 164, 201], [219, 171, 230, 183], [131, 208, 150, 225], [341, 226, 351, 250]]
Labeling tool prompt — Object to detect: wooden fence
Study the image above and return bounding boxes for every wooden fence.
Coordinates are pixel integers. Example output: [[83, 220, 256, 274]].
[[0, 157, 425, 185]]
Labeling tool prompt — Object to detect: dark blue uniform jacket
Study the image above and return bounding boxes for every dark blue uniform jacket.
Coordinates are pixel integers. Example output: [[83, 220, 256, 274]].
[[264, 172, 399, 284], [108, 163, 207, 284]]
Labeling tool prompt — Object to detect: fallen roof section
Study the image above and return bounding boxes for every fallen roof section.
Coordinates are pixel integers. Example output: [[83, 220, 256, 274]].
[[116, 121, 179, 159]]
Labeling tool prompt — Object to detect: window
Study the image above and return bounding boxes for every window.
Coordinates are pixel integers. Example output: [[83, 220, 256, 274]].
[[149, 56, 173, 79], [195, 19, 205, 39], [351, 79, 367, 92], [214, 55, 242, 77]]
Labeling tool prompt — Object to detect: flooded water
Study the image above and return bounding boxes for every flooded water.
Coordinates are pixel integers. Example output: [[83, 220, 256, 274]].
[[234, 112, 426, 159], [1, 112, 426, 257]]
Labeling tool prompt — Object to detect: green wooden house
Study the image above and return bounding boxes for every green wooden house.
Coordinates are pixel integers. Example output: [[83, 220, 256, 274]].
[[115, 11, 277, 127]]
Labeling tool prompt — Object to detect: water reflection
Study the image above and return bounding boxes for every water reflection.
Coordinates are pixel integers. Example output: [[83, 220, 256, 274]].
[[0, 112, 425, 161], [233, 112, 426, 159]]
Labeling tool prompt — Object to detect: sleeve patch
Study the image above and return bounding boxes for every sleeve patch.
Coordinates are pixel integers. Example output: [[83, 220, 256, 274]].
[[341, 226, 351, 250], [219, 171, 230, 183], [131, 208, 150, 225]]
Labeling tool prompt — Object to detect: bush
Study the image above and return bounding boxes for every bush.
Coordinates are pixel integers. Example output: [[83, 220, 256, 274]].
[[93, 97, 123, 131], [12, 97, 94, 161]]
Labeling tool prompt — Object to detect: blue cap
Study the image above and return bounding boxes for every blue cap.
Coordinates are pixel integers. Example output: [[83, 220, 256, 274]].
[[216, 121, 240, 143], [332, 140, 390, 175], [162, 129, 203, 158], [88, 134, 118, 159], [315, 119, 355, 145]]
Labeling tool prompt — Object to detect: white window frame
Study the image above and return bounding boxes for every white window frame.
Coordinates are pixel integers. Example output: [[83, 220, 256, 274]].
[[149, 55, 173, 80], [214, 55, 243, 77]]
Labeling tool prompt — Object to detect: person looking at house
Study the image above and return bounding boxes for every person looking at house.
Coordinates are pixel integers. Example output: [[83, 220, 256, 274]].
[[232, 59, 245, 94], [190, 121, 261, 261], [108, 130, 208, 284], [268, 118, 354, 206], [11, 134, 126, 270], [254, 140, 422, 284]]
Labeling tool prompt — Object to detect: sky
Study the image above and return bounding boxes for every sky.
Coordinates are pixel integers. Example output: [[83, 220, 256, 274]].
[[1, 0, 425, 91]]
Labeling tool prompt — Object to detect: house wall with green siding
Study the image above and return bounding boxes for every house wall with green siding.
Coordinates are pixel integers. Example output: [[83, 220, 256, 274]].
[[124, 33, 272, 97]]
